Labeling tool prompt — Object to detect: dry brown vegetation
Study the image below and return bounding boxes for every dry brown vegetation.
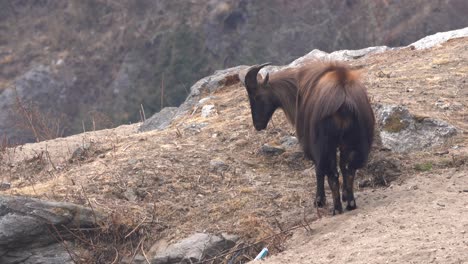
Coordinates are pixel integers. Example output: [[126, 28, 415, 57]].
[[0, 38, 467, 263]]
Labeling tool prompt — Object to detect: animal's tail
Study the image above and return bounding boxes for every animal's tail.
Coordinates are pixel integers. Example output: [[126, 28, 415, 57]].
[[298, 62, 375, 166]]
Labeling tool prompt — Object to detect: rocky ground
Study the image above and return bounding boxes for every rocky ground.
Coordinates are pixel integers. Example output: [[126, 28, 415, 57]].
[[0, 35, 467, 263]]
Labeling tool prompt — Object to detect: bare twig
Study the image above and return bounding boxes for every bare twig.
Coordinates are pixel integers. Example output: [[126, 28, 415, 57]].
[[44, 145, 57, 171], [141, 242, 151, 264], [60, 224, 97, 247], [47, 224, 78, 263], [161, 73, 165, 109], [302, 207, 313, 232], [14, 95, 39, 142], [81, 185, 99, 225], [316, 206, 322, 219], [140, 104, 146, 122], [273, 217, 284, 232], [130, 237, 145, 263], [111, 247, 119, 264], [125, 215, 147, 239]]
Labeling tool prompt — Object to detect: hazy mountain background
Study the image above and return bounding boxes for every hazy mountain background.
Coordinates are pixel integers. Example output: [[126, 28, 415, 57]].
[[1, 0, 467, 142]]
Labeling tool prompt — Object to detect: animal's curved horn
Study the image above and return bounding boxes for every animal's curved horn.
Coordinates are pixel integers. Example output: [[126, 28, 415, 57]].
[[263, 73, 270, 86], [244, 62, 271, 92]]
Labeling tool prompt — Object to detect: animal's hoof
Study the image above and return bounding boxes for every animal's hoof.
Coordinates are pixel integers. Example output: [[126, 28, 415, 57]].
[[314, 197, 326, 208], [332, 207, 343, 215], [331, 201, 343, 215], [346, 200, 357, 211]]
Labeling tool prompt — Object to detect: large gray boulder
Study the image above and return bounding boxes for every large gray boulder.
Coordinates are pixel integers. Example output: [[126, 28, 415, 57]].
[[0, 195, 105, 264], [139, 107, 179, 132], [374, 104, 457, 153]]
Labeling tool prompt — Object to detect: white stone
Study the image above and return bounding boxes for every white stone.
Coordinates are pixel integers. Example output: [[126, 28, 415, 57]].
[[201, 104, 216, 118]]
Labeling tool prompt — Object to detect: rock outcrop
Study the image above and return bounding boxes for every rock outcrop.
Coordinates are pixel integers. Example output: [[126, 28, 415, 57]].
[[0, 195, 104, 264], [0, 65, 75, 142], [139, 66, 246, 131], [374, 104, 457, 153]]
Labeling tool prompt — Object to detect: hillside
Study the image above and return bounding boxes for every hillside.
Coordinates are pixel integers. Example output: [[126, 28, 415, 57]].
[[1, 0, 468, 142], [1, 34, 467, 263]]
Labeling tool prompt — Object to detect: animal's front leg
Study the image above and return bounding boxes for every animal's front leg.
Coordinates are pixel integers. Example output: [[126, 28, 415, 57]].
[[327, 172, 343, 215], [314, 168, 326, 208]]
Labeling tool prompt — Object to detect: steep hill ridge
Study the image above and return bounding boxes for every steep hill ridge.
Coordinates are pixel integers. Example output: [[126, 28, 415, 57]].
[[1, 0, 468, 141]]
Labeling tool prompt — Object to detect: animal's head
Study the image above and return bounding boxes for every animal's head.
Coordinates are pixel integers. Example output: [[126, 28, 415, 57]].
[[243, 63, 278, 131]]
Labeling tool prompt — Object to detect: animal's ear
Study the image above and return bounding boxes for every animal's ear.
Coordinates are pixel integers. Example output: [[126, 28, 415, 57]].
[[263, 73, 270, 87], [244, 62, 271, 94]]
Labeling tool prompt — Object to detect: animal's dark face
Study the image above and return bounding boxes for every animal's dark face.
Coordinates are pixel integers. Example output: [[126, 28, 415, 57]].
[[243, 63, 277, 131], [247, 92, 276, 131]]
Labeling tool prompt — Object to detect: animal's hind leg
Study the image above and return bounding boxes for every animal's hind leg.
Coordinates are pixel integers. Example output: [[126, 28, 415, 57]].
[[325, 153, 343, 215], [345, 168, 357, 211], [340, 148, 357, 210], [339, 147, 350, 202], [314, 167, 326, 208], [327, 171, 343, 215]]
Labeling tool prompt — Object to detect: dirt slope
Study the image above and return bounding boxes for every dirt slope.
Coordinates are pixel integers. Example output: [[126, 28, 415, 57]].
[[0, 37, 467, 263], [262, 169, 467, 264]]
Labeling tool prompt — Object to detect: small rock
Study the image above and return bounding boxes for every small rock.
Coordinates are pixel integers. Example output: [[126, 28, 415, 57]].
[[201, 105, 216, 118], [435, 99, 451, 110], [235, 139, 249, 147], [450, 102, 463, 111], [127, 158, 138, 165], [150, 233, 238, 264], [209, 159, 229, 173], [123, 189, 138, 202], [260, 144, 285, 156], [438, 104, 450, 110], [184, 122, 208, 134], [376, 70, 391, 78], [69, 144, 90, 162], [243, 159, 257, 167], [280, 136, 299, 148], [0, 182, 11, 190], [302, 168, 313, 177], [434, 150, 449, 156]]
